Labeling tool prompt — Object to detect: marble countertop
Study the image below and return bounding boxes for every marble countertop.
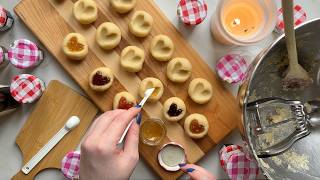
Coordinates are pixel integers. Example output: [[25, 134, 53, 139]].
[[1, 0, 320, 179]]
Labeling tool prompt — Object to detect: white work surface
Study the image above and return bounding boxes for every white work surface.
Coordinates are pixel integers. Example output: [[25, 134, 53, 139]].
[[1, 0, 320, 179]]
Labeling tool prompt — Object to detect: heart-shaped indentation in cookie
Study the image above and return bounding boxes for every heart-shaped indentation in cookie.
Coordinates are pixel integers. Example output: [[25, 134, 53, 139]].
[[76, 0, 96, 16], [167, 103, 183, 117], [146, 81, 161, 98], [154, 40, 172, 54], [67, 37, 84, 52], [123, 49, 143, 62], [193, 83, 211, 96], [134, 14, 151, 29], [172, 62, 191, 76], [189, 120, 205, 134], [100, 27, 119, 41], [92, 71, 111, 86]]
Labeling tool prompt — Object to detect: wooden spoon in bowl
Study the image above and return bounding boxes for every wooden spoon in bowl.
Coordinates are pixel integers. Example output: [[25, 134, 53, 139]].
[[281, 0, 312, 90]]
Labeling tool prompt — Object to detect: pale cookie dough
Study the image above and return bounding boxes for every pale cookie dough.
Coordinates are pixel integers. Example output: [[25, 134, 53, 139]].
[[120, 46, 145, 72], [139, 77, 164, 102], [96, 22, 121, 50], [150, 35, 174, 61], [73, 0, 98, 24], [166, 58, 192, 83], [62, 33, 88, 60], [184, 113, 209, 139], [113, 91, 136, 110], [110, 0, 136, 14], [129, 11, 153, 37], [188, 78, 213, 104], [163, 97, 186, 122], [89, 67, 114, 92]]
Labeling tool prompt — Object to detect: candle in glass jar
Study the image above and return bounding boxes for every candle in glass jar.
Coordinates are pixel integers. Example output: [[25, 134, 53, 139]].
[[211, 0, 277, 45], [222, 1, 264, 37]]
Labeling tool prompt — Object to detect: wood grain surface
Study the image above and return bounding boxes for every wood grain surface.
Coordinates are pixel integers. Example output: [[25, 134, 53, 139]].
[[14, 0, 241, 179], [12, 80, 98, 180]]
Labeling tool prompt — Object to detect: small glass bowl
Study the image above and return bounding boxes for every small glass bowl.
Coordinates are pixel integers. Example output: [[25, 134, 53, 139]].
[[140, 118, 167, 146]]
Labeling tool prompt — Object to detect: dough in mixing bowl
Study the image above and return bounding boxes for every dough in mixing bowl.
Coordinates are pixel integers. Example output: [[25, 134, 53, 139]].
[[184, 113, 209, 139], [120, 46, 145, 72], [129, 11, 153, 37], [188, 78, 212, 104], [163, 97, 186, 122], [166, 58, 192, 83], [96, 22, 121, 50], [89, 67, 114, 91], [150, 35, 174, 61], [62, 33, 88, 60], [139, 77, 164, 102], [73, 0, 98, 24]]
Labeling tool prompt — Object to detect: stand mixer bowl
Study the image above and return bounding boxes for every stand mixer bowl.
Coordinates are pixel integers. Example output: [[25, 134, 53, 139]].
[[239, 18, 320, 179]]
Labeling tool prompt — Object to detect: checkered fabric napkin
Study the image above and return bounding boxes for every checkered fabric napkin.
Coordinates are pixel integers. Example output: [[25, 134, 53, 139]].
[[177, 0, 207, 25], [10, 74, 45, 103], [0, 6, 7, 27], [220, 144, 259, 180], [8, 39, 43, 69], [275, 5, 306, 33], [216, 54, 248, 84], [61, 151, 81, 179]]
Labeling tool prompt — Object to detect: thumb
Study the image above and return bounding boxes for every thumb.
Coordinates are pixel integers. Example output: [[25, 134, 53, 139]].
[[123, 112, 141, 156], [179, 164, 216, 180]]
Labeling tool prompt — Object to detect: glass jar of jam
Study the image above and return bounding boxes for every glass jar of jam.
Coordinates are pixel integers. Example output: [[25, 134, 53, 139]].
[[140, 118, 166, 146]]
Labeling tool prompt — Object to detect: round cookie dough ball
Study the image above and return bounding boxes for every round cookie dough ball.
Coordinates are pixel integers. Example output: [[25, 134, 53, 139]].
[[139, 77, 164, 102], [96, 22, 121, 50], [120, 46, 145, 73], [62, 33, 88, 60], [110, 0, 136, 14], [150, 35, 174, 62], [129, 11, 153, 37], [89, 67, 114, 92], [184, 113, 209, 139], [166, 58, 192, 83], [163, 97, 186, 122], [188, 78, 213, 104], [113, 91, 136, 110], [73, 0, 98, 24]]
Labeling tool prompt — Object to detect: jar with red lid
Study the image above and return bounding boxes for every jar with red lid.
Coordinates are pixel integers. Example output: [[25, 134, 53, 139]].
[[0, 5, 14, 31]]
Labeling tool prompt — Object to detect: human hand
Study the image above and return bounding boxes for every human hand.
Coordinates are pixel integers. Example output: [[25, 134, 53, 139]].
[[79, 107, 142, 180], [179, 163, 216, 180]]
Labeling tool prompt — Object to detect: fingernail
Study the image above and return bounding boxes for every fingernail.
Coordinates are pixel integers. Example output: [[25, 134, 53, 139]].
[[178, 163, 186, 167], [135, 104, 141, 108], [136, 112, 142, 125], [186, 168, 195, 173]]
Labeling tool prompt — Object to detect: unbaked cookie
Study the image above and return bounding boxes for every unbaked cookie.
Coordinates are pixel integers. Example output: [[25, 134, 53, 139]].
[[188, 78, 212, 104], [139, 77, 164, 102], [110, 0, 136, 14], [96, 22, 121, 50], [89, 67, 114, 92], [120, 46, 145, 72], [129, 11, 153, 37], [73, 0, 98, 24], [113, 91, 136, 110], [167, 58, 192, 83], [62, 33, 88, 60], [184, 113, 209, 139], [150, 35, 174, 61], [163, 97, 186, 122]]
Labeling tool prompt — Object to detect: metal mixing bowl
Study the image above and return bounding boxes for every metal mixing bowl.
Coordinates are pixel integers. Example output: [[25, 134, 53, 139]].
[[239, 18, 320, 179]]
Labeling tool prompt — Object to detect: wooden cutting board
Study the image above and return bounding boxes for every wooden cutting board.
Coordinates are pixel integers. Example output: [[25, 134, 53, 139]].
[[12, 80, 98, 180], [14, 0, 241, 179]]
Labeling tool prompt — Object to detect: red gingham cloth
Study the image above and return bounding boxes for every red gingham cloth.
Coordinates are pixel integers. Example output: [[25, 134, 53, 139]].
[[177, 0, 207, 25], [10, 74, 45, 103], [275, 5, 306, 33], [8, 39, 43, 69], [0, 6, 7, 27], [219, 145, 259, 180], [61, 151, 80, 179], [216, 54, 248, 84]]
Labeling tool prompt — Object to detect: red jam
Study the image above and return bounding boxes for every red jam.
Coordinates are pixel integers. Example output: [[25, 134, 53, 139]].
[[92, 71, 110, 86], [190, 120, 205, 134], [118, 97, 134, 110]]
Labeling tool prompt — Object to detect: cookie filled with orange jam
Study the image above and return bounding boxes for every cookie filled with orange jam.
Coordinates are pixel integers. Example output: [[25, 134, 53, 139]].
[[113, 91, 136, 110], [184, 113, 209, 139], [62, 33, 88, 60]]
